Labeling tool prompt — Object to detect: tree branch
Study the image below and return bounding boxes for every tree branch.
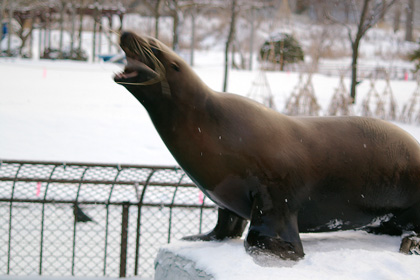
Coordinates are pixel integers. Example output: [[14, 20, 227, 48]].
[[325, 11, 354, 42], [360, 0, 397, 37]]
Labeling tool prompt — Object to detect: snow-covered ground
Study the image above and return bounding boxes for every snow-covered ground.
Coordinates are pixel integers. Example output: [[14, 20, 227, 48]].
[[2, 20, 420, 279]]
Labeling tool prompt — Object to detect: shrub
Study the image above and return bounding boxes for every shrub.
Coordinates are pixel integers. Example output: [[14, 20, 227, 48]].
[[260, 33, 304, 71]]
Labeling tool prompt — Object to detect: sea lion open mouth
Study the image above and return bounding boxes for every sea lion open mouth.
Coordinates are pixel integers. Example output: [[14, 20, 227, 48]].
[[113, 32, 163, 85], [114, 57, 154, 80]]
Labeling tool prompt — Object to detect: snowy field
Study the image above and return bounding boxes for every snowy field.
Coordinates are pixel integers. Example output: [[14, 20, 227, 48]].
[[2, 28, 420, 279]]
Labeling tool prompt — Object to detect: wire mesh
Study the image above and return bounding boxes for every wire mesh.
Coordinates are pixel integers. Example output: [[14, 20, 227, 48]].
[[0, 160, 217, 278]]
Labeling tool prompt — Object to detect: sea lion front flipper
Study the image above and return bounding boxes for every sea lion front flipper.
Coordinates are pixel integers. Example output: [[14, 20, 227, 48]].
[[182, 207, 248, 241], [244, 190, 304, 263]]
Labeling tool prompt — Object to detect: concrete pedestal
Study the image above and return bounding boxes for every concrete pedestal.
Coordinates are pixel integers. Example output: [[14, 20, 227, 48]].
[[154, 247, 214, 280], [153, 232, 417, 280]]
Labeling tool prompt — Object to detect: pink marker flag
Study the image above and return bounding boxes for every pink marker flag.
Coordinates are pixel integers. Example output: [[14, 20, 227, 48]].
[[198, 190, 204, 204], [36, 182, 41, 197]]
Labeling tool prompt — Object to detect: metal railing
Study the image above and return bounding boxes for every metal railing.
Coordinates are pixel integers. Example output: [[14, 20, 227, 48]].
[[0, 159, 217, 278]]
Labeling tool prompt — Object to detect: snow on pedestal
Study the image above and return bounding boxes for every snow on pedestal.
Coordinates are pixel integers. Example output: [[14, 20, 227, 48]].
[[154, 232, 420, 280]]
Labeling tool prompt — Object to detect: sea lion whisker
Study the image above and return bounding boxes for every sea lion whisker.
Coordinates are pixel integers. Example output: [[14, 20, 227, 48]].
[[126, 38, 167, 80], [116, 36, 169, 86], [93, 17, 124, 37]]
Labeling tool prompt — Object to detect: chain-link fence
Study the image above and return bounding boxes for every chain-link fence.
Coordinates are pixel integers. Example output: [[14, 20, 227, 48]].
[[0, 160, 218, 279]]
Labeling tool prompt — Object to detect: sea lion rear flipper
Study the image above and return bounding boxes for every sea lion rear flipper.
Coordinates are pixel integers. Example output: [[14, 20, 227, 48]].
[[182, 207, 247, 241]]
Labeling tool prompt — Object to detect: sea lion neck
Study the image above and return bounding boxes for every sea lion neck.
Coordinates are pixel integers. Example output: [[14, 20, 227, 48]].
[[145, 79, 216, 137]]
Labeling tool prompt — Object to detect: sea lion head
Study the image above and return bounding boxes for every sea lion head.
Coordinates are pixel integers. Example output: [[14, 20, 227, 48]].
[[114, 31, 186, 99]]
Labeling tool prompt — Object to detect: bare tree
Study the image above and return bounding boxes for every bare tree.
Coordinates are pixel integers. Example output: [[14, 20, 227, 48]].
[[77, 0, 86, 59], [141, 0, 164, 39], [223, 0, 238, 92], [6, 0, 13, 56], [307, 24, 340, 73], [393, 1, 401, 32], [188, 5, 197, 66], [167, 0, 205, 52], [58, 0, 66, 58], [221, 0, 273, 90], [243, 2, 274, 70], [14, 11, 35, 57], [92, 0, 99, 62], [0, 0, 6, 45], [69, 0, 77, 57], [328, 0, 396, 103], [166, 0, 184, 52], [405, 0, 414, 41]]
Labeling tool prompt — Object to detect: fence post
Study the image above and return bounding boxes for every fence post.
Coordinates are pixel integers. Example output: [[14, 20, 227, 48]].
[[168, 174, 185, 243], [119, 202, 130, 278], [134, 169, 155, 276], [71, 166, 90, 276], [39, 164, 59, 275], [7, 163, 23, 274], [103, 166, 122, 276]]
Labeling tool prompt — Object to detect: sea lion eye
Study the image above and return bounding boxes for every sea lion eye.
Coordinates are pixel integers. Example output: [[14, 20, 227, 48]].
[[171, 62, 180, 72], [151, 47, 159, 56]]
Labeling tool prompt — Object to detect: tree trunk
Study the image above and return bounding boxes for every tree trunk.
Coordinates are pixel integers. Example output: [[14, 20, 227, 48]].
[[349, 0, 371, 103], [44, 20, 48, 52], [379, 0, 386, 23], [46, 14, 51, 49], [77, 2, 85, 58], [38, 21, 43, 58], [18, 18, 34, 57], [70, 1, 76, 58], [59, 1, 65, 58], [28, 26, 33, 58], [98, 17, 102, 58], [172, 10, 180, 52], [190, 10, 195, 66], [344, 2, 350, 24], [0, 0, 6, 46], [350, 40, 360, 103], [107, 15, 112, 53], [295, 0, 307, 14], [405, 0, 414, 41], [248, 7, 255, 70], [223, 0, 237, 92], [118, 14, 124, 32], [7, 1, 13, 56], [394, 1, 401, 32], [154, 0, 162, 39], [231, 41, 237, 69], [92, 3, 98, 62], [154, 15, 159, 39]]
